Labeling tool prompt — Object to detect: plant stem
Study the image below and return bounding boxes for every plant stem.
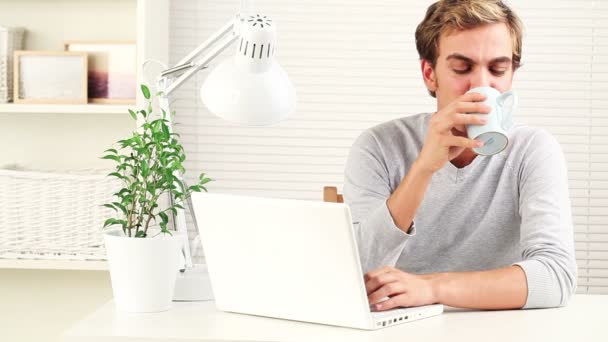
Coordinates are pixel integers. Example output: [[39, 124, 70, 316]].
[[127, 161, 140, 237], [143, 189, 162, 236]]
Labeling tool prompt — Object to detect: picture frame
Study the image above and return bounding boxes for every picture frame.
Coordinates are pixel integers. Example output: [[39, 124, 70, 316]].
[[13, 50, 88, 104], [64, 41, 136, 104]]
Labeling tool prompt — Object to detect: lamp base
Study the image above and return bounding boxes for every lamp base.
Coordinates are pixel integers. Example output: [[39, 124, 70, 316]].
[[173, 264, 214, 301]]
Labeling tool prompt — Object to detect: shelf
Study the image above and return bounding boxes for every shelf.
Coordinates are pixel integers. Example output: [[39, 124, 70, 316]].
[[0, 258, 108, 271], [0, 103, 132, 114]]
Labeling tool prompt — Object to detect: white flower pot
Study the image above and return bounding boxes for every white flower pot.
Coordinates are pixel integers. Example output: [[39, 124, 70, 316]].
[[103, 228, 183, 312]]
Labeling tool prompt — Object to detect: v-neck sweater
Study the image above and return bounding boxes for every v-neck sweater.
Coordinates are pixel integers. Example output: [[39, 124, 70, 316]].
[[343, 112, 577, 309]]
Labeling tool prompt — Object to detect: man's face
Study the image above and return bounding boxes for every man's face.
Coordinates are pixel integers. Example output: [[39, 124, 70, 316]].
[[423, 22, 515, 110]]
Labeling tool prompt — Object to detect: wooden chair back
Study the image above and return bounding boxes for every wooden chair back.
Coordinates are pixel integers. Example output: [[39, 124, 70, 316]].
[[323, 186, 343, 203]]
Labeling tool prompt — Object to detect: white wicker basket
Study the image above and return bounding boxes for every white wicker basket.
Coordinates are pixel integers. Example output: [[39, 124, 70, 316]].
[[0, 27, 25, 103], [0, 168, 121, 261]]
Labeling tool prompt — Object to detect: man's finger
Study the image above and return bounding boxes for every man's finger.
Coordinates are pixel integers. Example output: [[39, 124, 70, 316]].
[[365, 272, 398, 295], [364, 266, 394, 282], [453, 113, 488, 127], [436, 112, 487, 132], [456, 102, 491, 115], [372, 293, 410, 312], [443, 136, 484, 149], [460, 92, 487, 103], [368, 281, 405, 305]]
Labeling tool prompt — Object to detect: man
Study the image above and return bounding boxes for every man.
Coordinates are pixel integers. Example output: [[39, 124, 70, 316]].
[[344, 0, 576, 310]]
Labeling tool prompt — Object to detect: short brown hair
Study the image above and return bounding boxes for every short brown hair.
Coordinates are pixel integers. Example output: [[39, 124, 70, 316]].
[[415, 0, 523, 93]]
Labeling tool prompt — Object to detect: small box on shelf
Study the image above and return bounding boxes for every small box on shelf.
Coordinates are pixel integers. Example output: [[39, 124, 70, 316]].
[[0, 26, 25, 103]]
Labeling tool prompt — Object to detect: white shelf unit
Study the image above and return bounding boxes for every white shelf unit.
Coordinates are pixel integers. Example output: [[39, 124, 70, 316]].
[[0, 103, 131, 114], [0, 0, 170, 270]]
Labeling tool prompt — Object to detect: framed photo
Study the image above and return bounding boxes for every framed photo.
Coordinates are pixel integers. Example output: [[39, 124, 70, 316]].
[[13, 51, 88, 104], [65, 41, 136, 104]]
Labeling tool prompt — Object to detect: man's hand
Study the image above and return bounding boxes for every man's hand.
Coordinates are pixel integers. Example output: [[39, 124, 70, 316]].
[[417, 92, 491, 173], [365, 266, 437, 311]]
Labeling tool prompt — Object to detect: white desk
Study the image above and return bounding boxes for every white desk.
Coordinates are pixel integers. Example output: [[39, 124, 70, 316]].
[[63, 294, 606, 342]]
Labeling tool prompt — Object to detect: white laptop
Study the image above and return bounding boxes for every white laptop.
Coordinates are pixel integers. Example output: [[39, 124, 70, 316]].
[[190, 192, 443, 330]]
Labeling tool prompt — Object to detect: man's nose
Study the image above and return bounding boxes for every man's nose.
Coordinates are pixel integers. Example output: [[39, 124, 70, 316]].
[[470, 70, 490, 89]]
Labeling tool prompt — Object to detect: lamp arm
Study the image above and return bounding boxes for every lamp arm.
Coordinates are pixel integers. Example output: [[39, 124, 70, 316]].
[[176, 17, 236, 67], [165, 31, 239, 96]]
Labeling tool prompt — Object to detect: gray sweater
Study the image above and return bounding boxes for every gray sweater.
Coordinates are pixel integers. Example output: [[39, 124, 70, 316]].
[[343, 113, 577, 309]]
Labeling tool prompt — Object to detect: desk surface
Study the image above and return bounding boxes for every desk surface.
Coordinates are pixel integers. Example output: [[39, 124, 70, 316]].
[[63, 294, 606, 342]]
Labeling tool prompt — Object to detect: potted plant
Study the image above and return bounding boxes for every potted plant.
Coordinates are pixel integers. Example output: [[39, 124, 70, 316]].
[[101, 84, 212, 312]]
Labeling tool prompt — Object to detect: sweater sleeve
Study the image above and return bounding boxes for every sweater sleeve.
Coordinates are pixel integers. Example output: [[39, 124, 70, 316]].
[[514, 129, 577, 308], [343, 131, 414, 274]]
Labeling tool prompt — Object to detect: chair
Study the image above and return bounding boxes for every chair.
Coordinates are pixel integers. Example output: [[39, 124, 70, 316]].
[[323, 186, 343, 203]]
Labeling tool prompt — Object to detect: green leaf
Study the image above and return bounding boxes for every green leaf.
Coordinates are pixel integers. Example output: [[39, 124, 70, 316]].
[[103, 218, 117, 228], [200, 178, 212, 185], [133, 133, 144, 147], [123, 195, 134, 205], [102, 155, 121, 162], [112, 202, 128, 215], [174, 203, 184, 210], [141, 84, 151, 99], [162, 123, 170, 137], [108, 172, 128, 181], [139, 109, 147, 118], [153, 120, 162, 133], [189, 185, 202, 192], [141, 160, 149, 177], [103, 204, 117, 212], [104, 148, 118, 154], [135, 230, 147, 238], [128, 109, 137, 120], [159, 211, 169, 225], [117, 189, 131, 196]]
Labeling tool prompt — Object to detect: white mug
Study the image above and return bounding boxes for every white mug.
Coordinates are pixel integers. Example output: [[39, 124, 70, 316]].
[[466, 86, 517, 156]]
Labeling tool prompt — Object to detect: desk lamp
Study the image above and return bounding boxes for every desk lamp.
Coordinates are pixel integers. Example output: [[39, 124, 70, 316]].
[[153, 0, 296, 300]]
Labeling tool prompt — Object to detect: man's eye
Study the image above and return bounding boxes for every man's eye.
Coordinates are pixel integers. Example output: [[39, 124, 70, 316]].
[[453, 68, 471, 74], [491, 69, 507, 76]]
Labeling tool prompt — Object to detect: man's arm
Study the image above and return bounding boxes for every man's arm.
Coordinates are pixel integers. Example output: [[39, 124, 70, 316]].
[[343, 130, 415, 273], [427, 266, 528, 309], [386, 161, 433, 232], [365, 265, 527, 310], [512, 129, 577, 308]]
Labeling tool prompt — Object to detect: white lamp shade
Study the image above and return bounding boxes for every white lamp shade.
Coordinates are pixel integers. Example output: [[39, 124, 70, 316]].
[[200, 56, 296, 126]]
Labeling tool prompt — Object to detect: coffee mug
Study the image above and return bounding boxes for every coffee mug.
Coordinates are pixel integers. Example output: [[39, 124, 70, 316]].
[[465, 86, 517, 156]]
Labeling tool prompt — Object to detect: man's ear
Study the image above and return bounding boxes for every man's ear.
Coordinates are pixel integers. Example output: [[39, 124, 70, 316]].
[[421, 59, 437, 94]]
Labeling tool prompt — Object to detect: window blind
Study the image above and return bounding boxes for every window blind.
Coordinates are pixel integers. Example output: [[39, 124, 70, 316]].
[[169, 0, 608, 294]]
